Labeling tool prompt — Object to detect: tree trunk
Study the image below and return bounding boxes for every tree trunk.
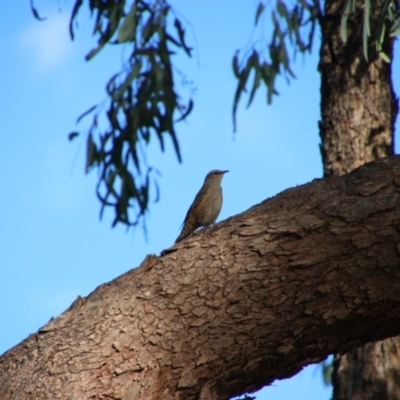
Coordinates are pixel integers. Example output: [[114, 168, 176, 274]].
[[319, 0, 396, 178], [332, 340, 400, 400], [319, 0, 399, 398], [1, 156, 400, 400]]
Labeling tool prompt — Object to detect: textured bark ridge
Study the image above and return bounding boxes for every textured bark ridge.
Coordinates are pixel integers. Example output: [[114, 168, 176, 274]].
[[2, 156, 400, 400]]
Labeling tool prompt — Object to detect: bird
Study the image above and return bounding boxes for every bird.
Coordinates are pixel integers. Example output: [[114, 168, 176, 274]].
[[175, 170, 229, 243]]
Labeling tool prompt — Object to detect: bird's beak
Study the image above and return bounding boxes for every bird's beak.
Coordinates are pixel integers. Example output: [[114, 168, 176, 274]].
[[222, 170, 229, 174]]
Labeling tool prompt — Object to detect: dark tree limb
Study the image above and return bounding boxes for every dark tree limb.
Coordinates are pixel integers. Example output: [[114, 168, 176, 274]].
[[1, 156, 400, 400]]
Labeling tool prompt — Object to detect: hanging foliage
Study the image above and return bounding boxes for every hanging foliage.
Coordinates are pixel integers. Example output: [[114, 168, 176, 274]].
[[232, 0, 400, 130], [67, 0, 193, 229], [232, 0, 321, 131]]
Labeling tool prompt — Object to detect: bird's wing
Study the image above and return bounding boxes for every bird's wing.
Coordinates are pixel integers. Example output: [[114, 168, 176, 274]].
[[180, 185, 205, 227]]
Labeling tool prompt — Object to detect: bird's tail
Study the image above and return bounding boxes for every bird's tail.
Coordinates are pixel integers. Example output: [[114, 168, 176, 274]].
[[175, 221, 196, 243]]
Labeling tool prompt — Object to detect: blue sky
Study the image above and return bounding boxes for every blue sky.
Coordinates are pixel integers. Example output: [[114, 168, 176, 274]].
[[1, 1, 399, 399]]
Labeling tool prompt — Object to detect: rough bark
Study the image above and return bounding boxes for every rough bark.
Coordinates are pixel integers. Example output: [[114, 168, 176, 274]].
[[332, 339, 400, 400], [1, 156, 400, 400], [318, 0, 397, 178], [319, 0, 399, 397]]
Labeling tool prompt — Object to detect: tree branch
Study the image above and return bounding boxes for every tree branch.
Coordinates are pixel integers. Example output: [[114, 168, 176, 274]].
[[2, 156, 400, 400]]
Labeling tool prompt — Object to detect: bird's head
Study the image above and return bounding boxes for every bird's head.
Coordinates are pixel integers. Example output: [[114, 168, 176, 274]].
[[204, 170, 229, 183]]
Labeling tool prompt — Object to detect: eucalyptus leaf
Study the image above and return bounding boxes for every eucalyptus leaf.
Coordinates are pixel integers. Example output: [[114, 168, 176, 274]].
[[118, 3, 137, 43], [277, 0, 289, 19], [255, 2, 265, 25], [85, 133, 98, 174], [232, 53, 240, 78], [142, 14, 155, 44], [363, 0, 371, 61], [247, 69, 261, 108], [379, 51, 391, 62], [340, 0, 352, 43], [30, 0, 46, 21], [76, 104, 97, 124], [68, 132, 80, 141], [390, 19, 400, 36], [112, 61, 143, 100]]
